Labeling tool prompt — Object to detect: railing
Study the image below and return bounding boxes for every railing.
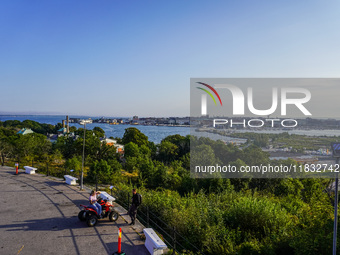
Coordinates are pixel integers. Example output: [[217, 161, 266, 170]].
[[112, 189, 205, 255]]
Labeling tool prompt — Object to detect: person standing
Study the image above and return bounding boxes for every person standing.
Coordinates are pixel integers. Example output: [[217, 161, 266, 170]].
[[128, 188, 142, 225], [89, 190, 102, 218]]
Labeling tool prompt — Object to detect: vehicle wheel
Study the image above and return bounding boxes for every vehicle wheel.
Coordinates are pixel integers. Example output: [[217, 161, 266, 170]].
[[109, 211, 119, 222], [87, 215, 98, 227], [78, 210, 87, 221]]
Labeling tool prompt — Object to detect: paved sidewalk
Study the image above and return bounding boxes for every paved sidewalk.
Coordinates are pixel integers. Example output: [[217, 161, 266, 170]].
[[0, 166, 149, 255]]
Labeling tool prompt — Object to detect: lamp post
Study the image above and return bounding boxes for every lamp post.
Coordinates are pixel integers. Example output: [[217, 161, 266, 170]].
[[331, 143, 340, 255], [80, 121, 86, 190]]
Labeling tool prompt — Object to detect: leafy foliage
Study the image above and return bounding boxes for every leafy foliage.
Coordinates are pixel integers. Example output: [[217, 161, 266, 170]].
[[122, 127, 149, 146]]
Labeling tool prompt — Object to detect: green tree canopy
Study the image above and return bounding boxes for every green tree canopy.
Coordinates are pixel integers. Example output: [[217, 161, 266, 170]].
[[124, 142, 140, 158], [65, 156, 82, 176], [0, 127, 17, 166], [122, 127, 148, 146], [14, 133, 52, 161], [158, 140, 178, 164], [162, 134, 190, 158], [87, 159, 113, 184], [53, 136, 76, 159], [73, 130, 101, 159], [93, 127, 105, 137]]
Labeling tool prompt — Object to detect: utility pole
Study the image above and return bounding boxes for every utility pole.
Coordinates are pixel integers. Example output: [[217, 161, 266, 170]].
[[80, 122, 86, 190]]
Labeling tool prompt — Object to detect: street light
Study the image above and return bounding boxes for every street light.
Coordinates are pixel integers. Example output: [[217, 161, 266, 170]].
[[80, 121, 86, 190], [331, 142, 340, 255]]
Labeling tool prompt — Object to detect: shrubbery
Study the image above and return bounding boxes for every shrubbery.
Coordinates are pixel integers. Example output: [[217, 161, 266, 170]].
[[113, 177, 335, 255]]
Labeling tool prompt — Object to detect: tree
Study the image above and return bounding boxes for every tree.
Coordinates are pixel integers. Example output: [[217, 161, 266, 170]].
[[93, 127, 105, 137], [73, 130, 101, 160], [149, 160, 167, 188], [139, 156, 154, 185], [165, 161, 185, 190], [122, 127, 148, 146], [33, 133, 52, 160], [179, 153, 190, 170], [242, 145, 269, 166], [87, 159, 113, 184], [107, 158, 122, 173], [14, 133, 51, 162], [53, 136, 76, 159], [3, 120, 22, 128], [97, 142, 119, 161], [210, 140, 235, 165], [140, 144, 151, 157], [162, 134, 190, 159], [125, 156, 140, 173], [124, 142, 140, 158], [65, 156, 82, 177], [0, 128, 17, 166], [191, 144, 220, 169], [22, 120, 43, 133], [54, 123, 63, 133], [158, 140, 178, 164]]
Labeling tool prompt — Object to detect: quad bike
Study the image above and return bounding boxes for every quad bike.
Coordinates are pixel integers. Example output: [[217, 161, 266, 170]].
[[78, 197, 119, 227]]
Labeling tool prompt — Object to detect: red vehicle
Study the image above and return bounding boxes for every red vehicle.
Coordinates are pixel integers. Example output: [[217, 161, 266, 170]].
[[78, 197, 119, 227]]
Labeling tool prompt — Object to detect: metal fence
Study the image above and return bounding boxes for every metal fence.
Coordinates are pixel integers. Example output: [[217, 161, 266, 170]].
[[112, 188, 205, 255]]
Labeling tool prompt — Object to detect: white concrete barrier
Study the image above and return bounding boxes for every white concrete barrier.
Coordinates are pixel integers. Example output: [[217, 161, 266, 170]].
[[24, 166, 37, 174], [99, 192, 116, 203], [64, 175, 78, 185], [143, 228, 167, 255]]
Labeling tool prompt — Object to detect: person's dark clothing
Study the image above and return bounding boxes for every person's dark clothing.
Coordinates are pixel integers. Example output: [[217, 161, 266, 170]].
[[128, 204, 138, 224], [132, 193, 142, 207], [129, 193, 141, 224]]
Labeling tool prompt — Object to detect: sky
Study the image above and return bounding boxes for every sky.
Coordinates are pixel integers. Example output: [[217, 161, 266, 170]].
[[1, 0, 340, 117]]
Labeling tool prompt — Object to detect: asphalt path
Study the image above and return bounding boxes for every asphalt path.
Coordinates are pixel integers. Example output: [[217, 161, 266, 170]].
[[0, 166, 149, 255]]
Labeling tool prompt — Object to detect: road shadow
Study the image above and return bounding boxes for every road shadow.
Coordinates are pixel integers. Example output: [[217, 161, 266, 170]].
[[69, 199, 88, 207], [44, 181, 66, 187], [108, 241, 149, 255], [0, 217, 85, 232]]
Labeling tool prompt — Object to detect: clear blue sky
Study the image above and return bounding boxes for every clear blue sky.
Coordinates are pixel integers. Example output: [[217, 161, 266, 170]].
[[1, 0, 339, 117]]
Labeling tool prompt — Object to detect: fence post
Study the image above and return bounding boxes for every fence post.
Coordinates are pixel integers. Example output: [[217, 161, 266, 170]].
[[147, 206, 150, 228], [95, 175, 98, 192], [127, 192, 130, 210], [46, 162, 49, 176], [172, 226, 176, 255]]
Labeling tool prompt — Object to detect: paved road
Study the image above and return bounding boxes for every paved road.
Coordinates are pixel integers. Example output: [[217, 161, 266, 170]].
[[0, 166, 149, 255]]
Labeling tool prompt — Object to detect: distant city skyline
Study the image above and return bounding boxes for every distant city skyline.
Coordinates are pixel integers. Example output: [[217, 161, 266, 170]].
[[1, 1, 340, 117], [0, 111, 190, 118]]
